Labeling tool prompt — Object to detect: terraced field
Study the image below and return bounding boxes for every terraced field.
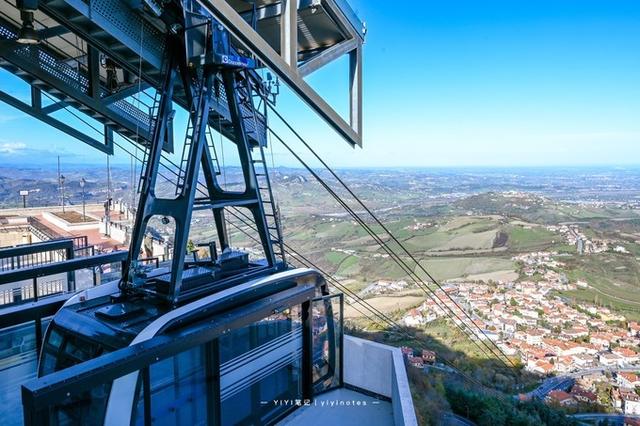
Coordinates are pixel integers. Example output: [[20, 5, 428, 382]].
[[194, 187, 640, 323], [277, 214, 579, 288], [559, 253, 640, 320]]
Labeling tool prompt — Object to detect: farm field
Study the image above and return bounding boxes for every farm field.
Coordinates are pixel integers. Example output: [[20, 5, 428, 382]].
[[559, 253, 640, 320], [187, 177, 640, 324]]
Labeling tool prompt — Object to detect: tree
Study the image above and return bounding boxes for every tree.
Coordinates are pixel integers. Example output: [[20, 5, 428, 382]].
[[445, 385, 578, 426], [186, 239, 195, 254]]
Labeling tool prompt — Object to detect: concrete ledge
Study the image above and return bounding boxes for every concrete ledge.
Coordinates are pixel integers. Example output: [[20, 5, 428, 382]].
[[390, 344, 418, 426], [344, 335, 418, 426]]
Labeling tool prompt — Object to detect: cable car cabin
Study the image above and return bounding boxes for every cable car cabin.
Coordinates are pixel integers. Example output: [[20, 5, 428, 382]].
[[37, 265, 343, 426]]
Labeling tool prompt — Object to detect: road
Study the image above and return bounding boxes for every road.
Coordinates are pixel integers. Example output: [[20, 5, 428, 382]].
[[526, 367, 640, 400], [526, 375, 575, 399], [572, 413, 640, 426], [441, 413, 476, 426]]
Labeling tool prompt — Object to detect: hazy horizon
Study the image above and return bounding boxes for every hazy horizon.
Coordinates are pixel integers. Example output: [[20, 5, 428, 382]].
[[4, 161, 640, 172]]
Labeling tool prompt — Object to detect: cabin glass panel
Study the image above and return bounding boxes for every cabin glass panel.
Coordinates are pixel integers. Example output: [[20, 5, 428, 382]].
[[219, 305, 303, 425], [128, 305, 305, 426], [132, 345, 209, 425], [0, 318, 51, 426], [312, 294, 343, 394]]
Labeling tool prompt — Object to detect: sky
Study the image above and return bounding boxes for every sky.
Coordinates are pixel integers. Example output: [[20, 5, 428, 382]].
[[0, 0, 639, 169]]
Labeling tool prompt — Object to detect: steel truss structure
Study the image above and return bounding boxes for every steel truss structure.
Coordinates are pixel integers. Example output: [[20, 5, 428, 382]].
[[121, 13, 285, 302], [0, 2, 364, 424], [0, 0, 364, 303]]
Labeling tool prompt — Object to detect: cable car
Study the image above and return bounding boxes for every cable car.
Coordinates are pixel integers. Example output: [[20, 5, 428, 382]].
[[37, 256, 342, 426]]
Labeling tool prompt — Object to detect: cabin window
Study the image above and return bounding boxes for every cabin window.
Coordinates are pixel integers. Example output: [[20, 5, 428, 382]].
[[38, 324, 110, 426], [0, 318, 51, 426], [39, 326, 106, 376], [219, 305, 304, 425], [312, 294, 343, 394], [130, 305, 306, 425]]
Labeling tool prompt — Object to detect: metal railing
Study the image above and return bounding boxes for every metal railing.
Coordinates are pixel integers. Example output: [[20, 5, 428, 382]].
[[0, 250, 127, 316], [28, 218, 63, 241], [0, 240, 75, 273], [70, 235, 89, 249], [0, 250, 128, 426], [138, 256, 162, 268], [73, 245, 95, 258]]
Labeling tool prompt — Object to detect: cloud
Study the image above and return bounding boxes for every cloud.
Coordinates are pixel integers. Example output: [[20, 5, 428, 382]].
[[0, 142, 26, 154]]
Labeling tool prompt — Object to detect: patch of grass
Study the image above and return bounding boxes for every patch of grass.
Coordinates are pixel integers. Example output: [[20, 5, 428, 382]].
[[418, 257, 516, 281], [506, 225, 557, 251], [559, 253, 640, 320], [403, 216, 503, 253], [336, 255, 360, 275], [324, 251, 349, 266]]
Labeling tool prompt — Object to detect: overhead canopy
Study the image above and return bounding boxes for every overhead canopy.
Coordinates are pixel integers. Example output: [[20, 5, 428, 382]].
[[0, 0, 365, 148]]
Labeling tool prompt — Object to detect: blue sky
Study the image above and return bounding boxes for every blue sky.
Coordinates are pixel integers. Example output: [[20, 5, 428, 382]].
[[0, 0, 639, 168]]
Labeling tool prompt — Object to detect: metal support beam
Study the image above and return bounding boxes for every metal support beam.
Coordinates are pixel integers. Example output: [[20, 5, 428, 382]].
[[30, 86, 41, 110], [121, 42, 177, 296], [0, 89, 112, 154], [38, 25, 69, 39], [299, 37, 358, 77], [101, 82, 152, 105], [0, 15, 154, 144], [349, 45, 362, 137], [322, 0, 364, 41], [32, 0, 267, 149], [280, 0, 298, 68], [220, 69, 277, 268], [87, 46, 100, 100], [201, 0, 362, 146]]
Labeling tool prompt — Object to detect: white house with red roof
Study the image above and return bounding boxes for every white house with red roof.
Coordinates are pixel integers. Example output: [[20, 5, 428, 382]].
[[612, 347, 640, 365], [617, 372, 640, 389]]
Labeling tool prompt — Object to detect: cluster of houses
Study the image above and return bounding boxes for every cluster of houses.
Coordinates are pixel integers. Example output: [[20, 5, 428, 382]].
[[546, 386, 598, 408], [610, 371, 640, 415], [514, 333, 639, 376], [401, 285, 465, 327], [612, 387, 640, 415], [477, 275, 636, 375], [403, 220, 433, 231], [400, 347, 437, 369], [548, 371, 640, 415], [512, 251, 567, 278], [405, 250, 639, 376], [359, 279, 410, 297], [396, 247, 640, 412], [546, 224, 612, 255]]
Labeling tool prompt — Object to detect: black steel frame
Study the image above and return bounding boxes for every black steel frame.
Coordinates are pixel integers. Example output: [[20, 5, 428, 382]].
[[122, 24, 279, 303]]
